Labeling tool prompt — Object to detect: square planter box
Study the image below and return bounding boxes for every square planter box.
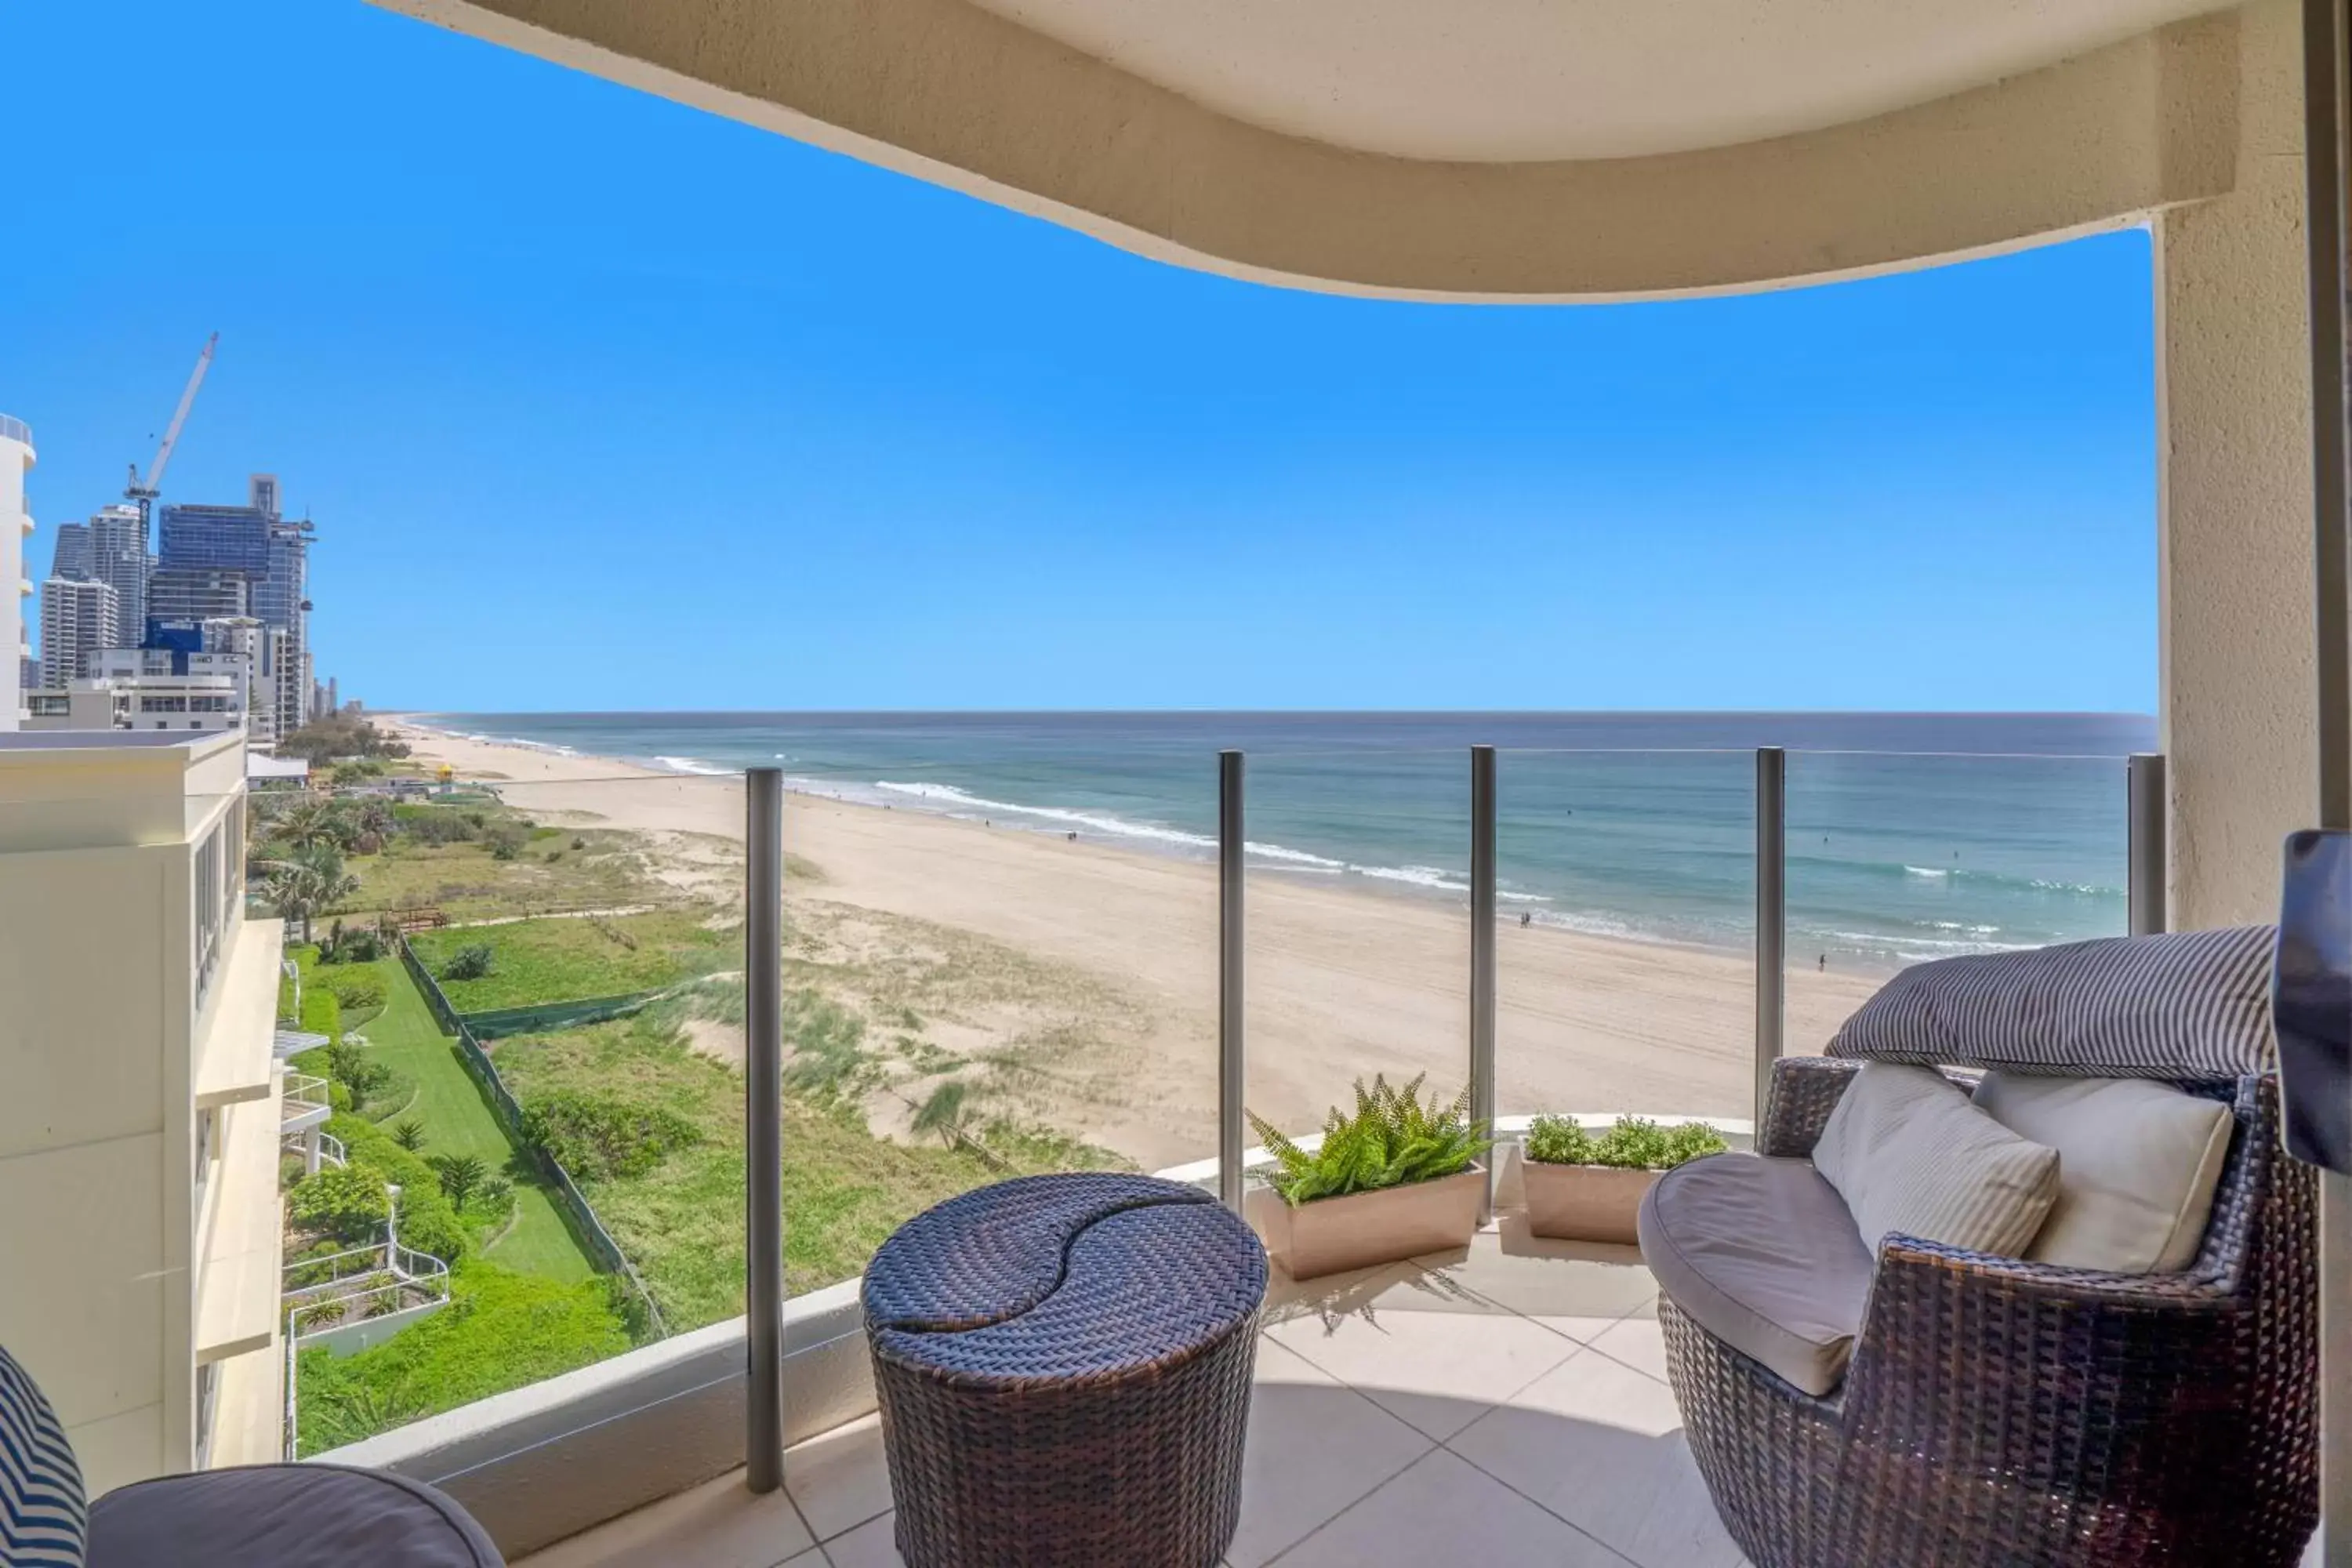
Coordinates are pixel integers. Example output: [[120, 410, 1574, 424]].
[[1272, 1165, 1486, 1280], [1521, 1161, 1661, 1245]]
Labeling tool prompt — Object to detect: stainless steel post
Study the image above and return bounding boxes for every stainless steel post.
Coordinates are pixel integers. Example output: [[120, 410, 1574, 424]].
[[745, 769, 785, 1494], [1754, 748, 1787, 1127], [2305, 2, 2352, 1555], [2127, 753, 2169, 936], [1219, 751, 1246, 1214], [1470, 746, 1498, 1223]]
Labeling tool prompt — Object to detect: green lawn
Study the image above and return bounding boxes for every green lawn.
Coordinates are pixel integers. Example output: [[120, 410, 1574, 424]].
[[350, 956, 595, 1283], [490, 1006, 1109, 1327], [410, 911, 736, 1013]]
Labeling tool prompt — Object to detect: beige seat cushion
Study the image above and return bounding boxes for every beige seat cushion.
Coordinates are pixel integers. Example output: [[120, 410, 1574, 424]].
[[1637, 1153, 1875, 1397], [1813, 1062, 2060, 1257], [1972, 1073, 2234, 1272]]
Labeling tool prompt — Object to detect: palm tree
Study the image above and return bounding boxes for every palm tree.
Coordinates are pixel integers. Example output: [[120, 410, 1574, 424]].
[[428, 1152, 488, 1213], [262, 843, 359, 942], [271, 799, 344, 853]]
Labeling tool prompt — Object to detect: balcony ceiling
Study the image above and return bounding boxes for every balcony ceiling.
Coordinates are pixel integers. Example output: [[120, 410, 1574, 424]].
[[964, 0, 2232, 162], [380, 0, 2245, 299]]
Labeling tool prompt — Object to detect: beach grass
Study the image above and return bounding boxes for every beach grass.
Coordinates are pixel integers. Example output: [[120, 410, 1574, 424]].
[[337, 826, 671, 922], [409, 910, 737, 1013], [491, 1004, 1122, 1324], [339, 955, 596, 1283]]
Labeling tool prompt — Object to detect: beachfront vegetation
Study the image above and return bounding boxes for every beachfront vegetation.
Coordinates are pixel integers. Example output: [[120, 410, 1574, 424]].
[[291, 1264, 633, 1457], [1523, 1114, 1726, 1171], [1250, 1074, 1493, 1207], [409, 911, 735, 1011], [277, 713, 412, 763]]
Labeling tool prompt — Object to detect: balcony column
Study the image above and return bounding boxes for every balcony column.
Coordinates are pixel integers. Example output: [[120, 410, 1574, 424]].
[[2155, 0, 2318, 928], [303, 1126, 321, 1177]]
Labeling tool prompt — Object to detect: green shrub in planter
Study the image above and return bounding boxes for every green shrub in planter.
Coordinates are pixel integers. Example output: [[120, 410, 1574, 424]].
[[1247, 1073, 1493, 1206], [1524, 1114, 1725, 1171]]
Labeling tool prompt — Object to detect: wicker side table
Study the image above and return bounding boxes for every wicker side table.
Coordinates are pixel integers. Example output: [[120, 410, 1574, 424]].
[[861, 1173, 1267, 1568]]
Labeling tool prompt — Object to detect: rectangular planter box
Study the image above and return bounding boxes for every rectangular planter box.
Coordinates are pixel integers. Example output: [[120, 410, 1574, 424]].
[[1521, 1161, 1660, 1244], [1273, 1165, 1486, 1280]]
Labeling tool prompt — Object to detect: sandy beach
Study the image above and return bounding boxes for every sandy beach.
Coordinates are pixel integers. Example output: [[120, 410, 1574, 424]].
[[385, 718, 1882, 1169]]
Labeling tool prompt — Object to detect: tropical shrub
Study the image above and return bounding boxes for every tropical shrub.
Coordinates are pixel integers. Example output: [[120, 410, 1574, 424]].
[[390, 1118, 427, 1151], [521, 1090, 702, 1181], [1523, 1114, 1726, 1171], [442, 944, 495, 982], [325, 1112, 470, 1264], [288, 1164, 392, 1241], [290, 1263, 632, 1457], [1247, 1074, 1493, 1207]]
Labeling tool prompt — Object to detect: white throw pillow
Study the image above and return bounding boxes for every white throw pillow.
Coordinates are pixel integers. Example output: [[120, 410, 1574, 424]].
[[1972, 1073, 2233, 1273], [1813, 1062, 2060, 1257]]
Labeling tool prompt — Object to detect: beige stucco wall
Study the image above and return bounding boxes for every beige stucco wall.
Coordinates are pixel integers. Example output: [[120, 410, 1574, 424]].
[[2155, 0, 2318, 927]]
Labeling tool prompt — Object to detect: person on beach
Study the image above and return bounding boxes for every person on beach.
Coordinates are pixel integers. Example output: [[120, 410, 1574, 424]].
[[1521, 911, 1532, 927], [1818, 954, 1827, 971]]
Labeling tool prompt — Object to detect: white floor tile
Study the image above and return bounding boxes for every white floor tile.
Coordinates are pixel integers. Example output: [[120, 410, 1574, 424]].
[[821, 1512, 904, 1568], [786, 1412, 895, 1542], [1264, 1265, 1581, 1440], [1226, 1337, 1435, 1568], [1412, 1223, 1657, 1341], [1450, 1348, 1744, 1568], [1584, 1305, 1668, 1383], [1272, 1448, 1622, 1566], [515, 1468, 814, 1568]]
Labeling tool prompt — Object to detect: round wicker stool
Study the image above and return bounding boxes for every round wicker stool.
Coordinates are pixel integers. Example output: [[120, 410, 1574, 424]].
[[861, 1173, 1267, 1568]]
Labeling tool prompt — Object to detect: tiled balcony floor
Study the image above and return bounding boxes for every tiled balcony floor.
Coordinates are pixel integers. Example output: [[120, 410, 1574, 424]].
[[518, 1224, 1750, 1568]]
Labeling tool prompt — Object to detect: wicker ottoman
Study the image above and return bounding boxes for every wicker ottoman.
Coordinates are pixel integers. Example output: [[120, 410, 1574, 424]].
[[862, 1173, 1267, 1568]]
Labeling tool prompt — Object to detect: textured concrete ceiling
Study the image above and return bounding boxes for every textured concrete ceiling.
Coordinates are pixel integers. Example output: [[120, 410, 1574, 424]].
[[965, 0, 2233, 160]]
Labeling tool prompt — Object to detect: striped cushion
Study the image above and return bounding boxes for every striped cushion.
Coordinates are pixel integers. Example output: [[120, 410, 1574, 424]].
[[1828, 926, 2277, 1079], [1812, 1062, 2060, 1256], [0, 1345, 86, 1567]]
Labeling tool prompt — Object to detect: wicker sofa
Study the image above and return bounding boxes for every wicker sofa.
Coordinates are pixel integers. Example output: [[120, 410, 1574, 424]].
[[1653, 1056, 2316, 1568]]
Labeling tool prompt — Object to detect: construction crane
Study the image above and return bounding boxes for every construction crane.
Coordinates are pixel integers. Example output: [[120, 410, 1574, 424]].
[[125, 332, 218, 525]]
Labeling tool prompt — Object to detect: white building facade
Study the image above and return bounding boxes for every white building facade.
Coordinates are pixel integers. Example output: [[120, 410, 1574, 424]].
[[0, 415, 31, 731], [0, 731, 286, 1487], [38, 574, 118, 688]]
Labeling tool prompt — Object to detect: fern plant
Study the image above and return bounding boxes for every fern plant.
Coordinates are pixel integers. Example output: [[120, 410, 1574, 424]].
[[1249, 1074, 1494, 1207], [1523, 1114, 1725, 1171]]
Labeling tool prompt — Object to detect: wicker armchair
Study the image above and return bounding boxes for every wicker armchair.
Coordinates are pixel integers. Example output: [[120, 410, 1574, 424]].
[[1659, 1056, 2318, 1568]]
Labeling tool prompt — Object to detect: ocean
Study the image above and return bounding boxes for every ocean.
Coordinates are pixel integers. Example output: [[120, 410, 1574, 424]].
[[414, 711, 2158, 972]]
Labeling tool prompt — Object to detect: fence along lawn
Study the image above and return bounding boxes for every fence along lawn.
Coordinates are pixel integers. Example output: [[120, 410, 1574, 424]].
[[408, 910, 737, 1014], [350, 955, 596, 1283]]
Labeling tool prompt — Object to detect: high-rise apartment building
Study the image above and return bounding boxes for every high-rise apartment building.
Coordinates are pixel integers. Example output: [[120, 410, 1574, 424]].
[[38, 575, 118, 688], [0, 731, 286, 1486], [158, 476, 311, 742], [49, 523, 89, 583], [148, 566, 252, 624], [85, 504, 151, 644], [1, 415, 31, 733]]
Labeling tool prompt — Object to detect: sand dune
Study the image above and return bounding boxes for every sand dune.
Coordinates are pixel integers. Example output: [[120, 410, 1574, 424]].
[[387, 719, 1881, 1168]]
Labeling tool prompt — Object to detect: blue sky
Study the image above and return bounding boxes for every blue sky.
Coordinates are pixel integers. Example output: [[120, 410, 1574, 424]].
[[1, 1, 2157, 714]]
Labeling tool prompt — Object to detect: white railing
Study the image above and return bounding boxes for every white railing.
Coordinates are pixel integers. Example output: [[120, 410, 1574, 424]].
[[281, 1128, 344, 1167], [283, 1073, 330, 1120], [281, 1236, 451, 1460], [0, 415, 29, 448], [282, 1240, 450, 1323]]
